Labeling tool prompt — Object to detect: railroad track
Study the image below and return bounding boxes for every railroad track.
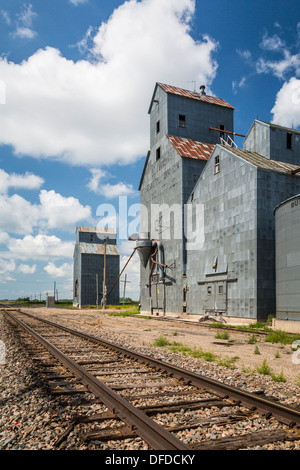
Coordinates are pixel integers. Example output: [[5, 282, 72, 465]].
[[2, 308, 300, 451]]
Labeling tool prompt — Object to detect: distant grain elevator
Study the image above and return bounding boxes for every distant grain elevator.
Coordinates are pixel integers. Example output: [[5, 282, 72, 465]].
[[73, 226, 120, 308]]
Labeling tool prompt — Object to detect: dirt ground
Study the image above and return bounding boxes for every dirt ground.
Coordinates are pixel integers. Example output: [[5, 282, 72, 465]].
[[19, 306, 300, 386]]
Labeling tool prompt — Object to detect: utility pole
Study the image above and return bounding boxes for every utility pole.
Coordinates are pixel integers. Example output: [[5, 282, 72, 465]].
[[121, 274, 130, 305], [96, 273, 99, 309], [102, 239, 107, 309]]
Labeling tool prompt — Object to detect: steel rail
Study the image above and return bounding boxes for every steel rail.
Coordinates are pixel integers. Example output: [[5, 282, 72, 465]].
[[8, 310, 300, 429], [4, 310, 189, 450]]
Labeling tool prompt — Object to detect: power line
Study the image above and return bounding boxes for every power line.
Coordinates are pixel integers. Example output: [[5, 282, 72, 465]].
[[1, 280, 56, 284]]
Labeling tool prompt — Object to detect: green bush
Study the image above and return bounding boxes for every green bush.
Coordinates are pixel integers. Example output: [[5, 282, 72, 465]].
[[215, 331, 230, 340], [248, 334, 257, 344], [271, 370, 286, 383], [257, 359, 271, 375], [265, 330, 300, 345], [153, 335, 170, 347]]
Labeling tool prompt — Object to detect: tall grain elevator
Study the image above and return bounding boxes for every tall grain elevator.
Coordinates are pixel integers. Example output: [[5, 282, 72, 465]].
[[137, 82, 300, 321]]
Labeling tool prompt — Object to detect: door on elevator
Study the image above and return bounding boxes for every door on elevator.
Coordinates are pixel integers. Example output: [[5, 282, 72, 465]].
[[205, 281, 227, 314], [150, 275, 165, 315]]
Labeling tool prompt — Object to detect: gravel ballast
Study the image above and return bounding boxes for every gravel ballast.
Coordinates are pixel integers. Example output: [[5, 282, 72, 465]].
[[1, 307, 300, 451]]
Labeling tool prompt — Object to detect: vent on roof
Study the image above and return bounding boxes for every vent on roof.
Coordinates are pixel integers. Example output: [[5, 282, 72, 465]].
[[200, 85, 206, 95]]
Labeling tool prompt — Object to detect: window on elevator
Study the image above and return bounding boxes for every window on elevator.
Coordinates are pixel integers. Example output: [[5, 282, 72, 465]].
[[156, 147, 161, 160], [287, 133, 292, 150], [214, 155, 220, 174], [219, 124, 225, 139], [179, 114, 186, 128]]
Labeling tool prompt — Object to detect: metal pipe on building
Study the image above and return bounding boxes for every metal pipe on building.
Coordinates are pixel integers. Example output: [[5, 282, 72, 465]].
[[156, 241, 166, 281]]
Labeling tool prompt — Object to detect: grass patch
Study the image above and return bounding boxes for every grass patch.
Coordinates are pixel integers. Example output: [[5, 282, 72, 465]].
[[254, 346, 261, 355], [271, 370, 286, 383], [295, 375, 300, 387], [153, 335, 170, 347], [107, 302, 139, 310], [210, 322, 232, 329], [248, 334, 257, 344], [108, 309, 139, 317], [255, 359, 286, 382], [236, 322, 272, 333], [202, 351, 217, 362], [227, 356, 287, 383], [217, 356, 239, 369], [215, 331, 230, 340], [169, 342, 192, 355], [256, 359, 271, 375], [265, 330, 300, 345], [166, 340, 238, 368], [241, 364, 256, 375]]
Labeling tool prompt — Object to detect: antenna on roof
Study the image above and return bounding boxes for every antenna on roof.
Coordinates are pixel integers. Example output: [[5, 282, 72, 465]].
[[200, 85, 206, 95], [188, 80, 196, 92]]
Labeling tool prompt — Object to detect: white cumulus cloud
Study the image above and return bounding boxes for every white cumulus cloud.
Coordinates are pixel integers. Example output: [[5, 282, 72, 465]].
[[12, 3, 37, 40], [0, 257, 16, 282], [3, 234, 74, 261], [44, 261, 73, 278], [0, 0, 218, 167], [39, 189, 93, 231], [0, 168, 44, 194], [69, 0, 88, 5], [271, 77, 300, 128], [0, 258, 16, 275], [18, 263, 36, 274], [0, 194, 40, 234], [0, 182, 91, 235], [87, 168, 136, 199]]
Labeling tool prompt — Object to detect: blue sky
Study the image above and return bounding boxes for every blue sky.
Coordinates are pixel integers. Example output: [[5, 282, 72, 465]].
[[0, 0, 299, 301]]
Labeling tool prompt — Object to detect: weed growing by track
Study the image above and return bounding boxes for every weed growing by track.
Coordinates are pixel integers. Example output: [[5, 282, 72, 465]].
[[215, 331, 230, 340], [152, 336, 239, 369], [256, 359, 286, 382], [265, 330, 300, 345]]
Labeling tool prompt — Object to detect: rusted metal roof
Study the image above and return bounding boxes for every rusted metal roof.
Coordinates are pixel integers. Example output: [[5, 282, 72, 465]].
[[228, 147, 300, 174], [77, 226, 116, 234], [79, 243, 119, 255], [168, 136, 215, 161], [158, 83, 234, 109]]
